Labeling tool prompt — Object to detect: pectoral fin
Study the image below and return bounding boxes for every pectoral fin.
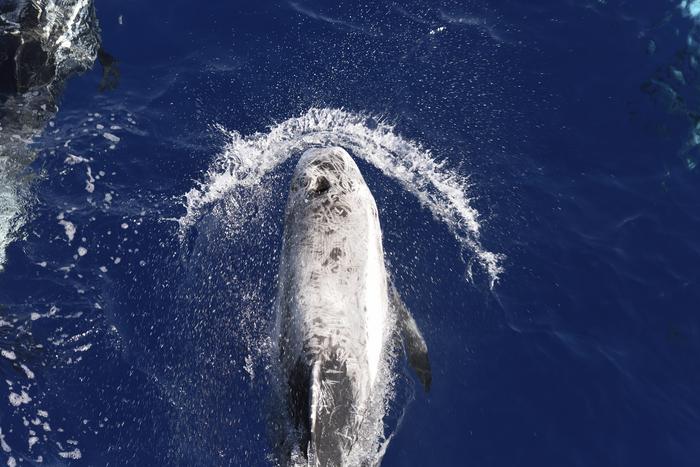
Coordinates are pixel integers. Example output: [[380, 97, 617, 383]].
[[389, 281, 432, 392]]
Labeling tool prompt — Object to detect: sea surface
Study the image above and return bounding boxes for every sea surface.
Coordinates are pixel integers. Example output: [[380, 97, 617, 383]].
[[0, 0, 699, 465]]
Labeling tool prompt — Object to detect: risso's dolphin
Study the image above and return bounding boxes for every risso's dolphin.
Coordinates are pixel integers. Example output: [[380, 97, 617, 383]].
[[275, 147, 431, 467]]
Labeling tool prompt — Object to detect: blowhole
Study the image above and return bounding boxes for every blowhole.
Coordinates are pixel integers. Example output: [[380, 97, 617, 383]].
[[313, 176, 331, 195]]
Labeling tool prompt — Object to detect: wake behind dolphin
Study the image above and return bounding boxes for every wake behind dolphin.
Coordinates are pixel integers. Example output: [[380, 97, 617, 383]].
[[181, 107, 504, 285], [275, 147, 430, 466]]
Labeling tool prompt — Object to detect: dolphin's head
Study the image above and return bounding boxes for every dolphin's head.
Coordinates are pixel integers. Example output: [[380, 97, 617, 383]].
[[290, 147, 364, 200], [285, 147, 369, 234]]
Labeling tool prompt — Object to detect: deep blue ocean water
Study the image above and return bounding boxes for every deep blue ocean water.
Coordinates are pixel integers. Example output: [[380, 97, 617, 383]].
[[1, 0, 699, 465]]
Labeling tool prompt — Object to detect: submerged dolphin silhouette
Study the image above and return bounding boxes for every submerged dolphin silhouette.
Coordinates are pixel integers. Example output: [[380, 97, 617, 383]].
[[275, 147, 430, 466]]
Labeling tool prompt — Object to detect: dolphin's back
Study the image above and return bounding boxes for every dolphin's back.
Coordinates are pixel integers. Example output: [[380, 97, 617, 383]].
[[279, 164, 387, 386]]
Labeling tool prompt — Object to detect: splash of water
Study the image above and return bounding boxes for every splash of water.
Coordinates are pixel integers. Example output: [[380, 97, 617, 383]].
[[0, 162, 20, 272], [180, 107, 504, 284], [0, 190, 16, 271]]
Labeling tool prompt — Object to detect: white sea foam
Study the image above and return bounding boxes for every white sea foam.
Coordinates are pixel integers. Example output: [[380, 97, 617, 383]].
[[681, 0, 700, 19], [0, 171, 19, 272], [58, 219, 76, 242], [9, 391, 32, 407], [180, 107, 503, 283], [102, 132, 120, 143], [85, 166, 95, 193], [20, 364, 35, 380], [0, 428, 10, 452], [58, 448, 81, 459], [43, 0, 99, 70]]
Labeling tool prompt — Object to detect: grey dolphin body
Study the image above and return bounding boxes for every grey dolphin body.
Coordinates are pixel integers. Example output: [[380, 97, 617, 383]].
[[276, 147, 431, 467]]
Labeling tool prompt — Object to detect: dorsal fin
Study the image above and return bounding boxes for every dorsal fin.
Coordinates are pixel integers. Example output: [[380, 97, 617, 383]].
[[310, 350, 355, 467], [389, 281, 432, 392], [287, 351, 357, 463]]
